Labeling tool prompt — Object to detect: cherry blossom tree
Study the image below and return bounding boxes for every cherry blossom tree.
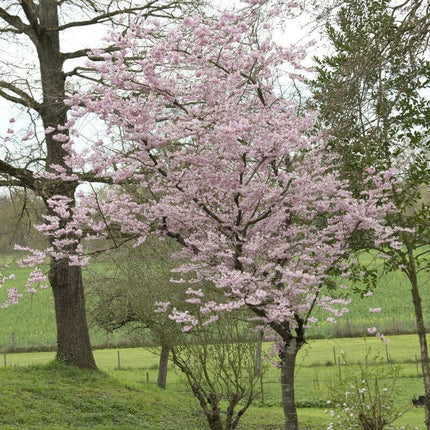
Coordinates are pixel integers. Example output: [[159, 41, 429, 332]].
[[34, 2, 397, 428]]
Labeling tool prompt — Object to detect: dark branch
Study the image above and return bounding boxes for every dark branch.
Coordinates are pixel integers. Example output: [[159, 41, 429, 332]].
[[54, 2, 182, 32], [0, 160, 37, 191], [0, 7, 30, 32], [0, 81, 41, 111]]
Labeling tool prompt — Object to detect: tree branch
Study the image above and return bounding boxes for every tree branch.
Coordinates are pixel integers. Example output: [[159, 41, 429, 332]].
[[0, 7, 30, 32], [54, 2, 182, 32], [0, 81, 41, 111], [0, 160, 36, 191], [19, 0, 41, 35]]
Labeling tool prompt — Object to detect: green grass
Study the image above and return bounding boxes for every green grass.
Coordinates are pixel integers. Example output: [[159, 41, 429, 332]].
[[0, 258, 429, 428], [1, 256, 428, 350], [308, 265, 427, 338], [0, 335, 427, 429], [0, 265, 132, 350], [0, 362, 206, 430]]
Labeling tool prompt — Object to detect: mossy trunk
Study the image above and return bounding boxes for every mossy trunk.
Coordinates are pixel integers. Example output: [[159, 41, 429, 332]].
[[37, 0, 96, 369]]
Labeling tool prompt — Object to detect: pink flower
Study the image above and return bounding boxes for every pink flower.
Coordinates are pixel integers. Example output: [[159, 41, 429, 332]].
[[154, 301, 171, 313], [369, 307, 381, 313], [377, 332, 389, 343]]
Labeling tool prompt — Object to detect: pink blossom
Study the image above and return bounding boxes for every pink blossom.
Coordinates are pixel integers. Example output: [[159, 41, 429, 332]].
[[185, 298, 201, 304], [52, 133, 69, 142], [377, 333, 389, 343], [154, 301, 171, 313], [369, 307, 381, 313]]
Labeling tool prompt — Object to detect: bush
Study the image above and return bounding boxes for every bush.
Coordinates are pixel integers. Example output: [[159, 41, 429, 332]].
[[325, 348, 408, 430]]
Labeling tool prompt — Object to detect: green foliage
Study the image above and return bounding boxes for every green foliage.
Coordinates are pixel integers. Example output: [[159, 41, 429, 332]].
[[85, 237, 196, 348], [311, 0, 430, 191]]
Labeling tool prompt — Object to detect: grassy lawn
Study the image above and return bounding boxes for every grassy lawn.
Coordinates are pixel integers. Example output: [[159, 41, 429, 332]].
[[0, 259, 429, 428], [1, 335, 427, 429]]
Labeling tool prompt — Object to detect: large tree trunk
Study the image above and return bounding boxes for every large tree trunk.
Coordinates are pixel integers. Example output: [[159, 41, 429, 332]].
[[406, 242, 430, 430], [279, 338, 301, 430], [157, 344, 169, 388], [37, 0, 96, 369], [49, 259, 97, 369]]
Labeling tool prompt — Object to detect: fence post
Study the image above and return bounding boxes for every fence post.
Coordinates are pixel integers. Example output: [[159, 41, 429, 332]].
[[11, 333, 15, 352], [117, 350, 121, 369], [3, 351, 6, 367]]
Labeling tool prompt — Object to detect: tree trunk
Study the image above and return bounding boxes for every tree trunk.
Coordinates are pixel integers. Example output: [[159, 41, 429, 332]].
[[37, 0, 96, 369], [207, 411, 224, 430], [49, 259, 97, 369], [406, 242, 430, 430], [157, 344, 169, 388], [255, 330, 263, 378], [280, 338, 301, 430]]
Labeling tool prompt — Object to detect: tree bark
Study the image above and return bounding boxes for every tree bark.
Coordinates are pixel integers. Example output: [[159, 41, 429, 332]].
[[207, 410, 223, 430], [406, 241, 430, 430], [157, 343, 169, 388], [49, 259, 96, 369], [279, 338, 301, 430]]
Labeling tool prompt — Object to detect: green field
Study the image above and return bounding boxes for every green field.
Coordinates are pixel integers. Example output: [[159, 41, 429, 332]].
[[0, 260, 427, 350], [0, 335, 427, 429], [0, 260, 429, 428]]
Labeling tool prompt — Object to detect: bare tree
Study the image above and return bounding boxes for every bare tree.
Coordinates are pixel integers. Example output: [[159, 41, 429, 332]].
[[0, 0, 198, 369], [170, 313, 263, 430], [87, 237, 185, 388]]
